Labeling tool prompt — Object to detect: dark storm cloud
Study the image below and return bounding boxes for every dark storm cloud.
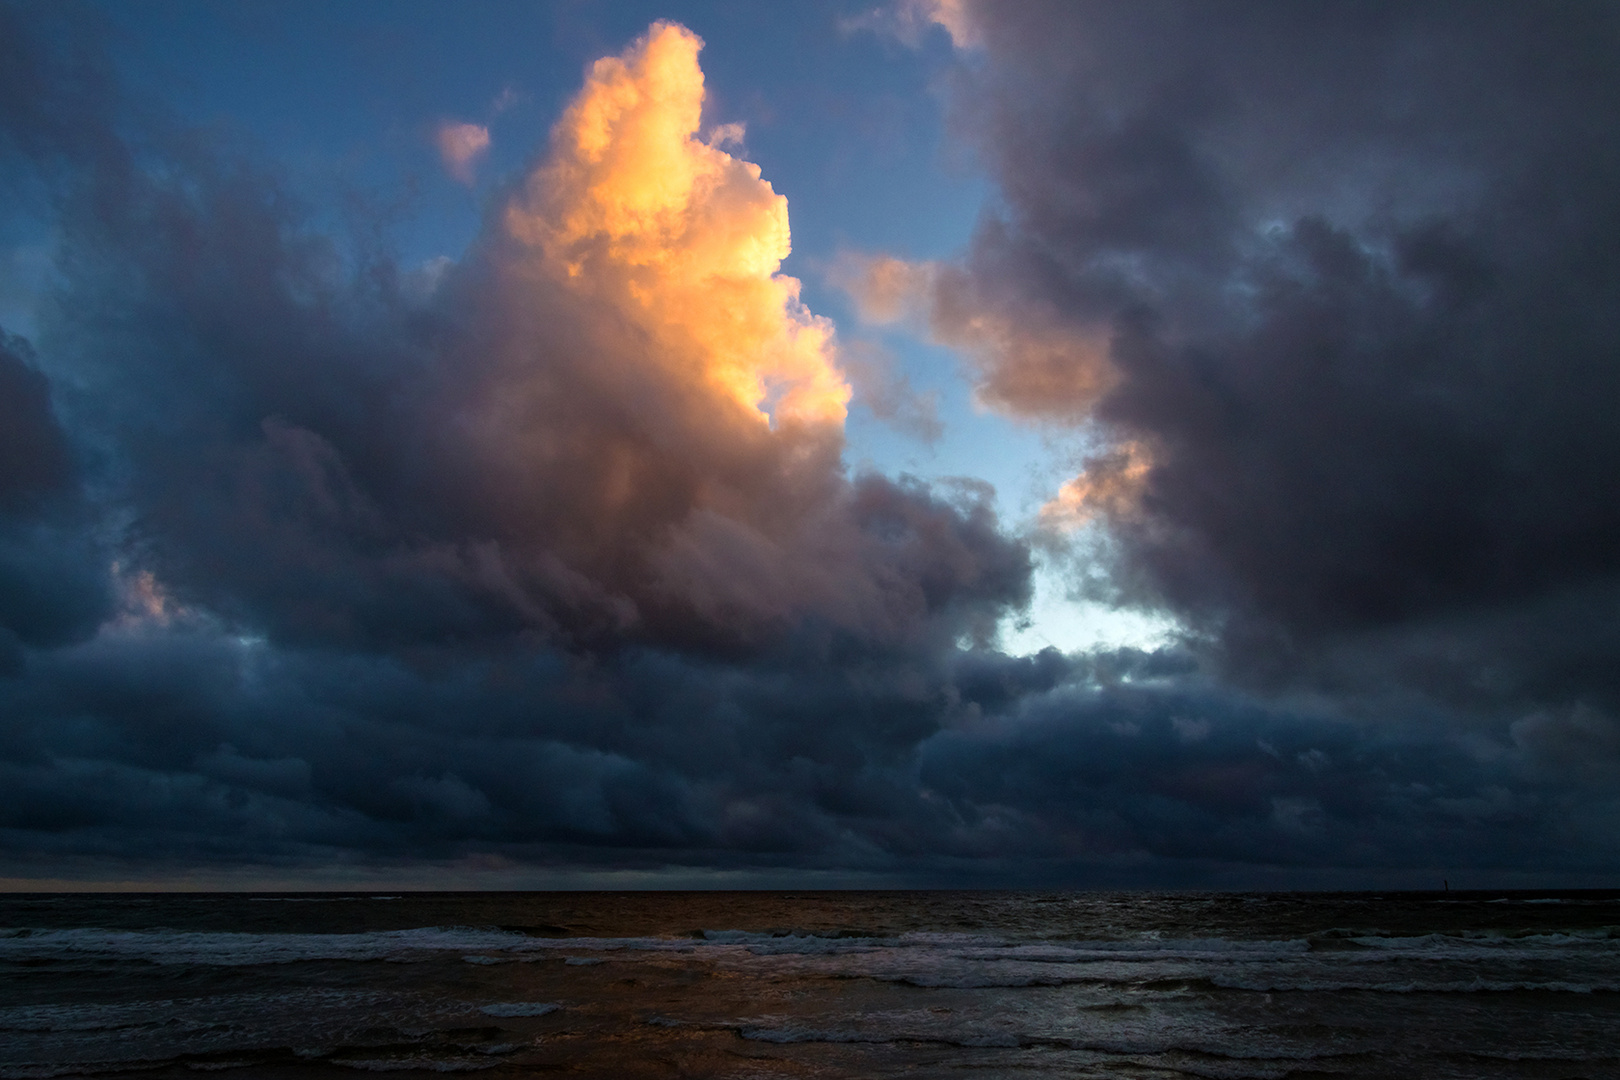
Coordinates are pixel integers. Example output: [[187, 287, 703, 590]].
[[0, 330, 110, 656], [0, 333, 72, 510], [0, 1, 1617, 885], [925, 1, 1620, 704], [6, 627, 1613, 883], [919, 680, 1620, 876]]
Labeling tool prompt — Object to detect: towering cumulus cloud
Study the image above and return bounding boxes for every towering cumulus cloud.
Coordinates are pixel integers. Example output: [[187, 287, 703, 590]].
[[26, 17, 1022, 655], [448, 22, 903, 646], [507, 23, 848, 430]]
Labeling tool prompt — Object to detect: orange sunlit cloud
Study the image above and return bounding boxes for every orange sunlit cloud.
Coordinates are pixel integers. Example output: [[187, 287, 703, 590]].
[[1038, 441, 1153, 534], [419, 21, 920, 644], [505, 21, 849, 430], [832, 252, 936, 325], [835, 249, 1142, 531], [835, 251, 1114, 422]]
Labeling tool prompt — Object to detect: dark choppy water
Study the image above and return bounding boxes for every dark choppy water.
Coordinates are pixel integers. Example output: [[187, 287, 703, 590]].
[[2, 891, 1617, 1078]]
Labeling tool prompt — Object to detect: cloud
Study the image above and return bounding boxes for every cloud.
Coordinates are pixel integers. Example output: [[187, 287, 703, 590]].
[[1, 5, 1617, 886], [834, 251, 1114, 422], [840, 340, 942, 444], [16, 16, 1024, 659], [1037, 441, 1150, 535], [5, 625, 1614, 885], [435, 121, 490, 183], [503, 22, 848, 430], [842, 0, 982, 51], [490, 86, 520, 114], [831, 252, 932, 324], [0, 328, 110, 653], [903, 2, 1620, 706], [0, 11, 1037, 878], [0, 329, 73, 512]]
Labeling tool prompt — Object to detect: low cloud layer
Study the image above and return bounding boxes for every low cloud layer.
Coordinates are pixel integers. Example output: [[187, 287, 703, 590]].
[[0, 3, 1617, 886]]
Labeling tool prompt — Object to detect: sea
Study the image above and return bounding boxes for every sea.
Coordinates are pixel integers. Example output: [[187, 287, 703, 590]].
[[1, 891, 1617, 1079]]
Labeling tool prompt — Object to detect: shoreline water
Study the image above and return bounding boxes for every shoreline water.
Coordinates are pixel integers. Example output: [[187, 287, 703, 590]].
[[3, 891, 1617, 1079]]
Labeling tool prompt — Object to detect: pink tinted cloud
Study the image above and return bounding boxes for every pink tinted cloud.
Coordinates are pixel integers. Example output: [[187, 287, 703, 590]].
[[436, 121, 491, 183]]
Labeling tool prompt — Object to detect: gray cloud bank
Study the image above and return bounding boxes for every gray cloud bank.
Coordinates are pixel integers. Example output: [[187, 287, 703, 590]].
[[945, 2, 1620, 699], [0, 2, 1617, 887]]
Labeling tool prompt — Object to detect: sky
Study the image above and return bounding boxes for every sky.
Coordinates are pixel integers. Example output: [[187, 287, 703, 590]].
[[1, 0, 1618, 890]]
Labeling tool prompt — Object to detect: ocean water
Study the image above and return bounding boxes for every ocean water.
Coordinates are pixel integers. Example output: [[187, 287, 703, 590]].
[[1, 891, 1616, 1079]]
